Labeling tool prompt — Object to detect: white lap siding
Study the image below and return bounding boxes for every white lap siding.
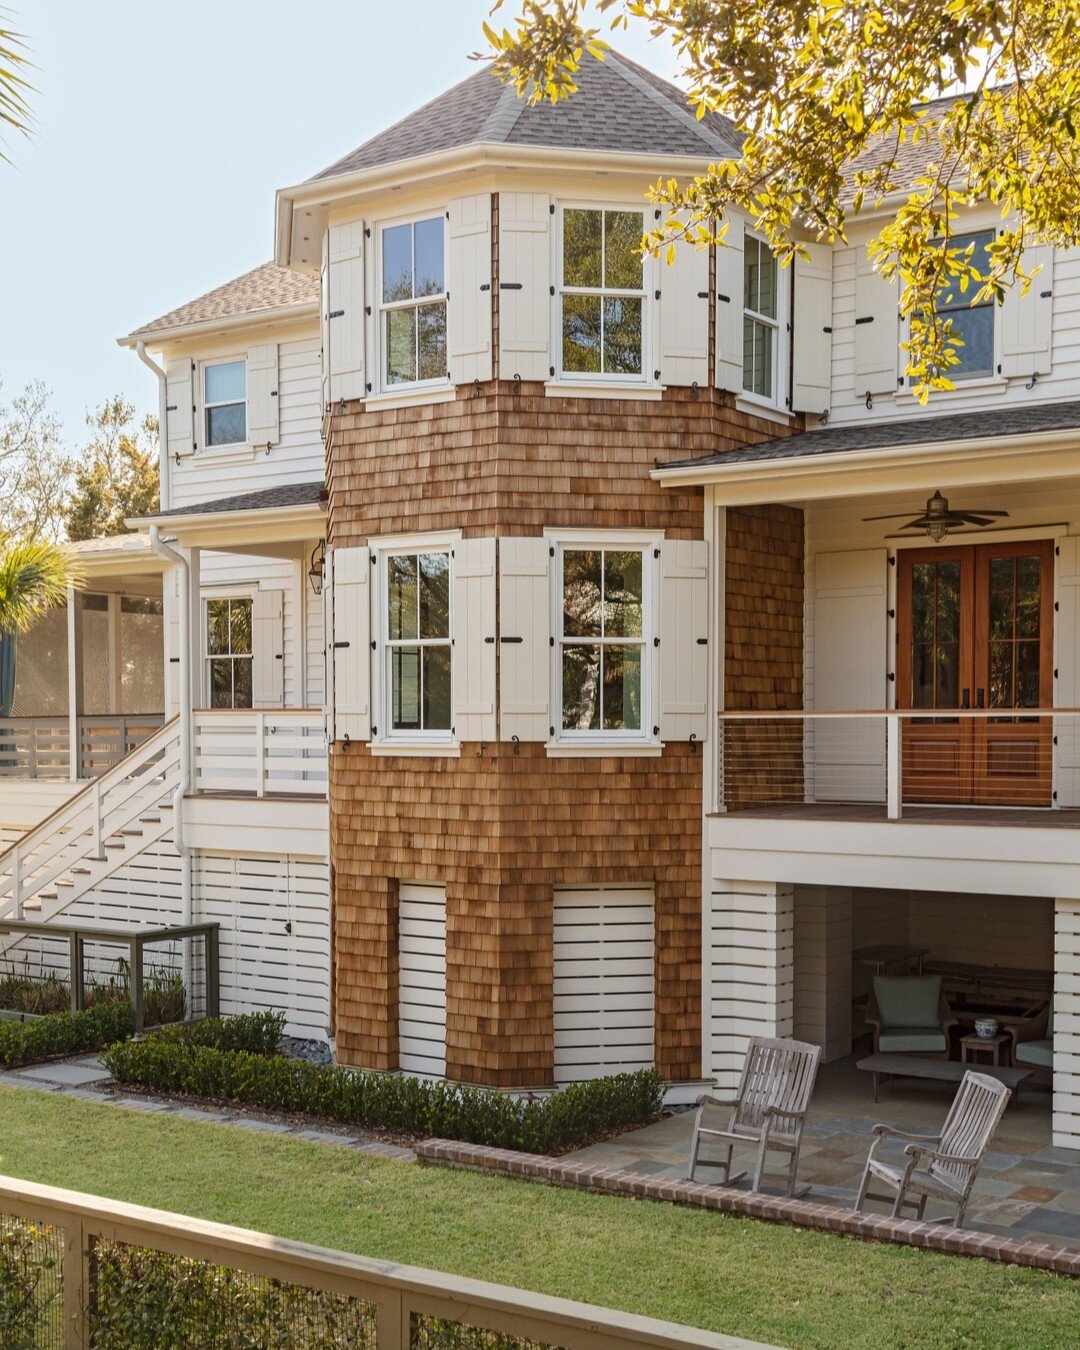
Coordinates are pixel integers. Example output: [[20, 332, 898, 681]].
[[553, 887, 655, 1083], [397, 884, 447, 1078], [1055, 898, 1080, 1150]]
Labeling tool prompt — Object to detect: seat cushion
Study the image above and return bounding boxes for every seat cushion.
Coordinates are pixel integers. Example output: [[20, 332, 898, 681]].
[[1016, 1038, 1054, 1069], [874, 975, 943, 1031], [878, 1029, 948, 1054]]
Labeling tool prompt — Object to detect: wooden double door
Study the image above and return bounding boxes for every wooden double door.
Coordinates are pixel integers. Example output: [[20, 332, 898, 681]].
[[897, 540, 1054, 806]]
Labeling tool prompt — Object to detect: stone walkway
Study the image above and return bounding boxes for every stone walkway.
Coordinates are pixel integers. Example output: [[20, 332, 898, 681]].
[[0, 1054, 416, 1161], [566, 1056, 1080, 1250]]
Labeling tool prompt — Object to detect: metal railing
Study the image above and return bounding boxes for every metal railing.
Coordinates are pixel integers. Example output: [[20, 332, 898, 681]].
[[717, 708, 1079, 819], [0, 1176, 747, 1349], [193, 709, 328, 798], [0, 714, 165, 781]]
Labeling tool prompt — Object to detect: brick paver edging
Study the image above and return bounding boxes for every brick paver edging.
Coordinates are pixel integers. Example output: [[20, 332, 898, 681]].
[[415, 1139, 1080, 1277]]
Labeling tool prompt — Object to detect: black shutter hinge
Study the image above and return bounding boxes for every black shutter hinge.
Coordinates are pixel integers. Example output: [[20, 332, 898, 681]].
[[549, 545, 555, 557], [717, 292, 731, 304], [328, 309, 345, 319], [332, 641, 350, 650], [655, 289, 661, 301], [696, 638, 707, 646], [549, 636, 555, 647], [653, 637, 660, 648], [480, 282, 491, 292], [549, 285, 555, 296], [653, 547, 660, 559], [549, 203, 555, 215], [549, 366, 555, 378]]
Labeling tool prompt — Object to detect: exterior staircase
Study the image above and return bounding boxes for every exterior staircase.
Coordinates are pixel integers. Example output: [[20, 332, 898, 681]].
[[0, 717, 182, 929]]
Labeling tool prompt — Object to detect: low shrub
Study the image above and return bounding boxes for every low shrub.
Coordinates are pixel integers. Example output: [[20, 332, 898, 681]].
[[102, 1028, 663, 1153], [151, 1010, 285, 1057], [0, 1002, 136, 1072]]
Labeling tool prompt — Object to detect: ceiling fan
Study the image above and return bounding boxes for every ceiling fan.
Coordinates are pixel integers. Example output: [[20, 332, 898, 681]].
[[863, 490, 1009, 543]]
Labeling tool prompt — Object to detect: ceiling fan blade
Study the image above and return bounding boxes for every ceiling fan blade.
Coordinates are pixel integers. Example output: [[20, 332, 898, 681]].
[[862, 511, 923, 521], [951, 513, 998, 526]]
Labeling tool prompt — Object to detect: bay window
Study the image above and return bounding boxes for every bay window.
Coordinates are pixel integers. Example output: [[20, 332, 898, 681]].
[[384, 549, 452, 737], [559, 207, 646, 379], [380, 216, 447, 388]]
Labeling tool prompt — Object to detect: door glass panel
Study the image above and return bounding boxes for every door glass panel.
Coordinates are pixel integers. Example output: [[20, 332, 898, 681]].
[[1016, 555, 1041, 638], [985, 552, 1042, 714], [908, 559, 961, 711]]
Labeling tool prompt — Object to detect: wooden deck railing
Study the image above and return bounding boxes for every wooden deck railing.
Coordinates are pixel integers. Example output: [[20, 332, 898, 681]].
[[193, 708, 328, 798], [0, 714, 165, 780]]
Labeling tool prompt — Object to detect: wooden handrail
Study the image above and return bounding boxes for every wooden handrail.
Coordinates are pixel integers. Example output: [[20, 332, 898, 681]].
[[717, 708, 1080, 719]]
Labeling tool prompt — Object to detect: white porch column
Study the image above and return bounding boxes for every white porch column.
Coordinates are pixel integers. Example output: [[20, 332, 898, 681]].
[[1054, 897, 1080, 1150], [794, 885, 852, 1062], [705, 880, 794, 1092], [66, 586, 83, 781]]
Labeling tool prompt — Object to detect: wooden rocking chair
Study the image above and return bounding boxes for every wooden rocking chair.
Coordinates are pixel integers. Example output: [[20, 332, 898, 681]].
[[855, 1071, 1010, 1226], [687, 1036, 821, 1197]]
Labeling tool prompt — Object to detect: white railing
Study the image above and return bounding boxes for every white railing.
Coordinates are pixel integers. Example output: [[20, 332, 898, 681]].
[[0, 714, 165, 780], [0, 1176, 747, 1349], [193, 709, 328, 798], [717, 708, 1075, 820]]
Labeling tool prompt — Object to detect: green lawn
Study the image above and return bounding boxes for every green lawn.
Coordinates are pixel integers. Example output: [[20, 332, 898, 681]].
[[0, 1087, 1076, 1348]]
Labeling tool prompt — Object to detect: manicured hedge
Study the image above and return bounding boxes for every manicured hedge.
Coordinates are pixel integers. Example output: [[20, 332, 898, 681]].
[[0, 1001, 136, 1071], [102, 1027, 663, 1153], [150, 1010, 284, 1056]]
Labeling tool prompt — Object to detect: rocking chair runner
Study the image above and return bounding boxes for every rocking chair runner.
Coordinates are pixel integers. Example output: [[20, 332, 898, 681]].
[[687, 1036, 821, 1197], [855, 1071, 1011, 1226]]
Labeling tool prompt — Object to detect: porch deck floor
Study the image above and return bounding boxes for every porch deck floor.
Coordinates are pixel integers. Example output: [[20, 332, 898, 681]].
[[711, 802, 1080, 827], [566, 1056, 1079, 1248]]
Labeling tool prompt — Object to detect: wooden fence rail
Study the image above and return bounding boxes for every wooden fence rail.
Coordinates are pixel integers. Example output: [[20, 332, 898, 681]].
[[0, 1176, 761, 1349]]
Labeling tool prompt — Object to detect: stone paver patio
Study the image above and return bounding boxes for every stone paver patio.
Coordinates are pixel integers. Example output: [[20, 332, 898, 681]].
[[567, 1056, 1080, 1249]]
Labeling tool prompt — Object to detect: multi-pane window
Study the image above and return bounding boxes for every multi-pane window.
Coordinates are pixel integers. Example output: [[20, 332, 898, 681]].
[[385, 551, 452, 735], [204, 360, 246, 446], [559, 547, 646, 735], [381, 217, 447, 387], [206, 597, 253, 709], [560, 208, 646, 377], [932, 230, 995, 379], [743, 234, 779, 400]]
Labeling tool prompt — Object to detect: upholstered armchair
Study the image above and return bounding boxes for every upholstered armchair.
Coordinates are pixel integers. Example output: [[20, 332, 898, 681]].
[[1006, 1000, 1054, 1085], [866, 975, 957, 1059]]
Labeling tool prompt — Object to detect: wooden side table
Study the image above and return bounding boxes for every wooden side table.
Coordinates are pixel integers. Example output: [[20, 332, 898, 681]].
[[960, 1033, 1010, 1067]]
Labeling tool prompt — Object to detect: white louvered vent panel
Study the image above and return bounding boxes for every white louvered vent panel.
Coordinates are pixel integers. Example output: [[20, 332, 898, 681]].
[[398, 883, 447, 1078], [553, 887, 655, 1083]]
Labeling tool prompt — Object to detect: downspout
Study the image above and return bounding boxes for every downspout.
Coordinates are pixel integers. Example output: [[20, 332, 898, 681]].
[[136, 341, 171, 511]]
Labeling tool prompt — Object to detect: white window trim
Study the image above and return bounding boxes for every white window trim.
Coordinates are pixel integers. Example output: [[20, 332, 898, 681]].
[[552, 203, 657, 388], [203, 591, 255, 709], [375, 211, 451, 398], [903, 227, 1000, 386], [371, 530, 460, 748], [200, 357, 248, 451], [546, 527, 662, 752], [741, 229, 789, 411]]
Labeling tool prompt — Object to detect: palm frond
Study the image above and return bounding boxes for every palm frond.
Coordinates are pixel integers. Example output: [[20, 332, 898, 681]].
[[0, 537, 82, 634], [0, 8, 34, 162]]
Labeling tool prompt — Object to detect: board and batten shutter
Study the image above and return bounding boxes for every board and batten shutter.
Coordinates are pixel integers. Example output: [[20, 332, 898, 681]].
[[448, 194, 493, 385], [854, 251, 899, 395], [319, 234, 330, 412], [165, 358, 194, 459], [791, 244, 834, 412], [251, 589, 285, 709], [497, 192, 551, 382], [1000, 245, 1054, 380], [498, 536, 550, 741], [812, 550, 888, 801], [398, 883, 447, 1077], [330, 545, 370, 742], [247, 342, 279, 447], [1056, 536, 1080, 806], [660, 539, 709, 743], [658, 218, 709, 387], [327, 219, 366, 403], [165, 569, 182, 717], [715, 222, 745, 393], [452, 536, 496, 741], [553, 887, 655, 1083]]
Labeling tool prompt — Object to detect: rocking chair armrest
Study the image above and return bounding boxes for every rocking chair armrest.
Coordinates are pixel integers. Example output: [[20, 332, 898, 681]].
[[904, 1144, 983, 1167], [762, 1105, 806, 1125], [870, 1124, 943, 1144], [694, 1094, 739, 1109]]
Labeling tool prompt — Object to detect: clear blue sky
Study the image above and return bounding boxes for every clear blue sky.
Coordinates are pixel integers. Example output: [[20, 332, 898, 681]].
[[0, 1, 680, 444]]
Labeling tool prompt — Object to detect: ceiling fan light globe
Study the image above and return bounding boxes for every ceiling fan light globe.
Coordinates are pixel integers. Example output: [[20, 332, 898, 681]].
[[926, 519, 950, 543]]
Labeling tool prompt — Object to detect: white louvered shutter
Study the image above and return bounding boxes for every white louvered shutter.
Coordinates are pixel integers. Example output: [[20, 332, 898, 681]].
[[251, 589, 285, 709], [660, 540, 709, 743], [328, 220, 366, 403], [452, 536, 496, 741], [165, 358, 194, 459], [497, 192, 551, 382], [553, 887, 655, 1083], [812, 550, 888, 801], [791, 244, 834, 412], [854, 252, 899, 395], [1000, 245, 1054, 380], [659, 219, 710, 388], [1056, 536, 1080, 806], [498, 536, 550, 741], [247, 342, 279, 447], [319, 234, 330, 412], [398, 884, 447, 1077], [715, 225, 745, 392], [330, 545, 371, 742], [448, 194, 493, 385]]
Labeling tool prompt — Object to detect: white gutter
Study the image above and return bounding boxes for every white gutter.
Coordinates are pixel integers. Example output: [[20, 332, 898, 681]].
[[136, 342, 171, 512], [121, 302, 318, 352], [147, 525, 192, 938]]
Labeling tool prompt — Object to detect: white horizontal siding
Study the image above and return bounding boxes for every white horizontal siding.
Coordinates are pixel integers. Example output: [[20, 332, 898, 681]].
[[398, 884, 447, 1078]]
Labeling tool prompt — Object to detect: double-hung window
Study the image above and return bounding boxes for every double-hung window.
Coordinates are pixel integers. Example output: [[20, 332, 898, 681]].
[[384, 550, 452, 738], [204, 359, 247, 446], [559, 207, 646, 378], [380, 216, 447, 389], [931, 230, 995, 379], [557, 544, 650, 738], [743, 234, 780, 401], [206, 597, 252, 708]]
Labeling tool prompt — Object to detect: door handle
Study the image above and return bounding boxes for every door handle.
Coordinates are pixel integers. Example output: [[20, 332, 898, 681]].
[[961, 688, 970, 709], [975, 688, 985, 709]]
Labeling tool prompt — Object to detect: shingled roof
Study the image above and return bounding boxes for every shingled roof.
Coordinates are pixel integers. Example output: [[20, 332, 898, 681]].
[[310, 50, 741, 180], [124, 262, 319, 343]]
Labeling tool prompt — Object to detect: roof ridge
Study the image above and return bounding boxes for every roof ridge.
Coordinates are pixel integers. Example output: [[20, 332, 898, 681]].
[[477, 76, 530, 143], [606, 50, 736, 157]]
